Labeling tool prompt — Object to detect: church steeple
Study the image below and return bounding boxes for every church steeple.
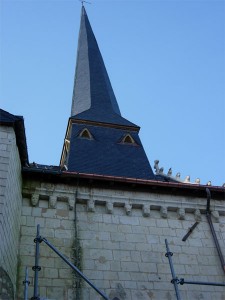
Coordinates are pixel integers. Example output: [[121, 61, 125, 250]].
[[71, 6, 121, 118], [60, 7, 155, 180]]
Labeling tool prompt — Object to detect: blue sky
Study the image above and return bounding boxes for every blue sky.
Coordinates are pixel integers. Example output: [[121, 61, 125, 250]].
[[1, 0, 225, 186]]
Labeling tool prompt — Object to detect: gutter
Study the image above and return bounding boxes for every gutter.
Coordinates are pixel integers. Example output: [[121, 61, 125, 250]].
[[22, 167, 225, 199], [206, 187, 225, 274]]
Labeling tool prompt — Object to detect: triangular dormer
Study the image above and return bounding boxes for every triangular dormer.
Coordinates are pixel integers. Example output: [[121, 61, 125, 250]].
[[79, 128, 93, 140], [120, 134, 137, 145]]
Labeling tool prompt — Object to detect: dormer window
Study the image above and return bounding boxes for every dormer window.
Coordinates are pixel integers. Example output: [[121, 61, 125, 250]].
[[79, 128, 93, 140], [120, 134, 137, 145]]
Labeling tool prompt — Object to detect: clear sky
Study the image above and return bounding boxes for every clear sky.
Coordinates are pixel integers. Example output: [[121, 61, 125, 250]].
[[1, 0, 225, 187]]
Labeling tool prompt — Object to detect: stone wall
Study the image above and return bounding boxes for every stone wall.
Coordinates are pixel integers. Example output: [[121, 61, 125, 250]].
[[19, 182, 225, 300], [18, 183, 76, 300], [76, 187, 225, 300], [0, 125, 22, 299]]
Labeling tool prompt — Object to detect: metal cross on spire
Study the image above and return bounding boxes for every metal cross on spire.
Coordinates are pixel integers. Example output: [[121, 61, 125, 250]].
[[79, 0, 91, 6]]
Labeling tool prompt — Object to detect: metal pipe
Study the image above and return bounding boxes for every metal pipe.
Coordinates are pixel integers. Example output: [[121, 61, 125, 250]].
[[41, 236, 109, 300], [206, 188, 211, 212], [182, 222, 199, 242], [165, 239, 182, 300], [205, 188, 225, 274], [23, 267, 30, 300], [180, 278, 225, 287], [32, 224, 41, 300]]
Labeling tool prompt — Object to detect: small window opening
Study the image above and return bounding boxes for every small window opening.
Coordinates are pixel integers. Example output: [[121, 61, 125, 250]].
[[121, 134, 136, 144], [79, 128, 93, 139]]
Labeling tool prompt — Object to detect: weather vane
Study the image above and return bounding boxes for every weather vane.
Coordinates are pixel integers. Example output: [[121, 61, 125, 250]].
[[79, 0, 91, 6]]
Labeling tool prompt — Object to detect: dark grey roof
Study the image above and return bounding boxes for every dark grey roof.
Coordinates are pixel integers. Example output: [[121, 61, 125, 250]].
[[0, 109, 29, 166], [61, 7, 156, 180], [71, 6, 121, 120], [66, 124, 155, 180], [72, 109, 139, 128], [0, 109, 21, 124]]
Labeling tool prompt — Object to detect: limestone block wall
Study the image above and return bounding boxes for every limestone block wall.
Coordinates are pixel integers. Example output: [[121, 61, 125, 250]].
[[20, 182, 225, 300], [0, 125, 22, 299], [18, 183, 77, 300], [75, 187, 225, 300]]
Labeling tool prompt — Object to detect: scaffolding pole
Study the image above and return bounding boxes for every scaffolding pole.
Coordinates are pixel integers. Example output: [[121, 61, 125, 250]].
[[23, 267, 30, 300], [32, 224, 41, 300], [165, 238, 225, 297], [34, 225, 109, 300], [165, 239, 182, 300], [179, 279, 225, 287]]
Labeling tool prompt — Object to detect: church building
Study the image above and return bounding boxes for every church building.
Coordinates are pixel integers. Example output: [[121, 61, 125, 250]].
[[0, 6, 225, 300]]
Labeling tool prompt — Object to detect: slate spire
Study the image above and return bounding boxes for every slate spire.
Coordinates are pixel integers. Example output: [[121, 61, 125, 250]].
[[71, 6, 121, 118], [61, 7, 155, 180]]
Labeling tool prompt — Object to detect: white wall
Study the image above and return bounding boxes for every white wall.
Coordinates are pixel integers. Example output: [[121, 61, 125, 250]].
[[18, 182, 225, 300], [0, 125, 22, 298]]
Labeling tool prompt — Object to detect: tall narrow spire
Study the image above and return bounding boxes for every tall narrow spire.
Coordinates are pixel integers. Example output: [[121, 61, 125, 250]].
[[71, 6, 121, 118], [60, 7, 155, 180]]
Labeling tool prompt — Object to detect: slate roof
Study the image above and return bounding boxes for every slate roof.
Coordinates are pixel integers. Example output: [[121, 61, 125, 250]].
[[0, 109, 29, 166], [62, 7, 155, 180], [0, 108, 22, 124], [72, 109, 138, 128], [71, 6, 121, 121], [67, 124, 155, 180]]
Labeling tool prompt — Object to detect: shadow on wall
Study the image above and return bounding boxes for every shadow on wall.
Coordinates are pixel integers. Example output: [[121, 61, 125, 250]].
[[0, 267, 14, 300]]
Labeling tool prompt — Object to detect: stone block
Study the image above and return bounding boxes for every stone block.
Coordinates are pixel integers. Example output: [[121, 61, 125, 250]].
[[167, 219, 183, 229], [113, 250, 131, 262], [84, 270, 104, 280], [61, 219, 74, 230], [26, 216, 35, 227], [117, 271, 131, 281], [95, 260, 111, 271], [52, 278, 73, 287], [146, 235, 159, 244], [110, 261, 121, 272], [111, 232, 125, 242], [21, 206, 32, 216], [82, 259, 95, 270], [126, 233, 147, 243], [46, 287, 64, 299], [131, 225, 148, 234], [45, 268, 60, 280], [90, 249, 113, 261], [32, 207, 42, 217], [59, 268, 73, 279], [130, 251, 141, 262], [156, 219, 169, 228], [101, 241, 121, 250], [130, 272, 148, 282], [42, 208, 57, 218], [45, 218, 61, 229], [0, 151, 10, 158], [54, 228, 72, 240], [101, 223, 118, 233], [119, 216, 139, 226], [121, 261, 139, 272]]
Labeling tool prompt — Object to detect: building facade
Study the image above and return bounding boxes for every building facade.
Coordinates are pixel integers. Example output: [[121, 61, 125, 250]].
[[0, 6, 225, 300]]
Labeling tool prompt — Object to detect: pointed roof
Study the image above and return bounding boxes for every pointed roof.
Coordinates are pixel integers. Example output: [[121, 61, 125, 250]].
[[60, 7, 155, 180], [71, 6, 137, 127], [0, 109, 29, 166]]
